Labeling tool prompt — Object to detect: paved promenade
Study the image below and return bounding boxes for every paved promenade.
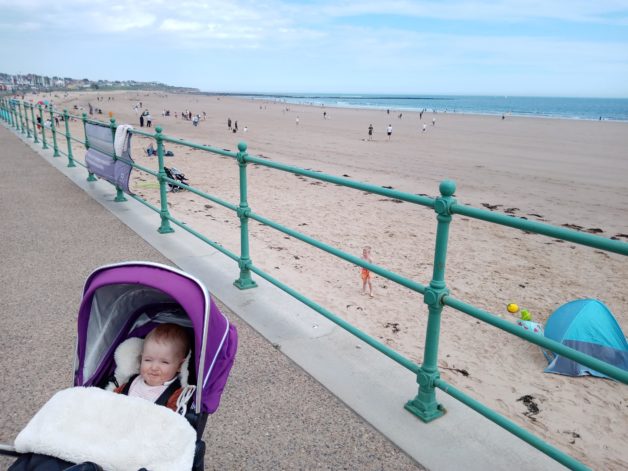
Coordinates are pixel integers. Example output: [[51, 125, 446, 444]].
[[0, 122, 565, 470]]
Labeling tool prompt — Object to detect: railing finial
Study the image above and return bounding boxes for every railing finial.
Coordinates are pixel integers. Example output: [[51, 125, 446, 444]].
[[439, 179, 456, 197]]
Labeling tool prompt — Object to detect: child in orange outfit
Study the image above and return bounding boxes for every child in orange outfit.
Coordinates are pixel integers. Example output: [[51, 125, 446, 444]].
[[360, 246, 374, 297]]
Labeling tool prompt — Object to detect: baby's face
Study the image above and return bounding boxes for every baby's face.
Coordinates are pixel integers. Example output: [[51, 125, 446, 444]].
[[140, 339, 183, 387]]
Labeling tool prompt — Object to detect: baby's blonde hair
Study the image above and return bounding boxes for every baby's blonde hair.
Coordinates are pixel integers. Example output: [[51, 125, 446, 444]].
[[144, 323, 190, 360]]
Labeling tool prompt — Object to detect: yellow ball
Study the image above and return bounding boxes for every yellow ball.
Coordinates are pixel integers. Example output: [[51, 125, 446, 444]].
[[507, 303, 519, 313]]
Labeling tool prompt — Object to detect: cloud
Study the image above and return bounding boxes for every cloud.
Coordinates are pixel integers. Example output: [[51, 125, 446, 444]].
[[309, 0, 628, 25]]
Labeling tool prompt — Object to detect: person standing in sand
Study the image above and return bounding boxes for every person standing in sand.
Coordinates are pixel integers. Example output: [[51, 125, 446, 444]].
[[387, 124, 392, 140], [296, 116, 300, 126], [360, 246, 374, 297], [368, 124, 373, 140]]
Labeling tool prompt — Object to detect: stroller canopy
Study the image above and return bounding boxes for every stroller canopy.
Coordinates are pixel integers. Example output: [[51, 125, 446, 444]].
[[544, 299, 628, 378], [74, 262, 237, 414]]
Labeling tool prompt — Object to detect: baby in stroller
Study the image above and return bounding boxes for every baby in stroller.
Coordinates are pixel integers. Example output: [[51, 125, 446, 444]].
[[2, 262, 238, 471], [115, 323, 191, 412]]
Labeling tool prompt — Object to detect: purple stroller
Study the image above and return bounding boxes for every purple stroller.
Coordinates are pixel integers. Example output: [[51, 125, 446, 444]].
[[1, 262, 238, 471]]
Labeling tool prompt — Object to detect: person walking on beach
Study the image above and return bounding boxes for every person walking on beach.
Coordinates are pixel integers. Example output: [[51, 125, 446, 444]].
[[139, 114, 144, 127], [387, 124, 392, 140], [228, 118, 232, 130], [296, 116, 300, 126], [360, 246, 374, 298], [422, 124, 427, 133], [432, 117, 436, 126], [146, 113, 153, 128], [368, 124, 373, 140]]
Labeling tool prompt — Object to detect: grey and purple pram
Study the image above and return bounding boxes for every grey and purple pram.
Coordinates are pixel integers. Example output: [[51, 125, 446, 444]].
[[1, 262, 238, 470]]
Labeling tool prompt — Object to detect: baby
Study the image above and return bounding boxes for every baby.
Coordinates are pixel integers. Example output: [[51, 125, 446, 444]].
[[115, 323, 190, 411]]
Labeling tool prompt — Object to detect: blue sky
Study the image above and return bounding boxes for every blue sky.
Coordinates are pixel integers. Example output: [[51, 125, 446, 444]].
[[1, 0, 627, 97]]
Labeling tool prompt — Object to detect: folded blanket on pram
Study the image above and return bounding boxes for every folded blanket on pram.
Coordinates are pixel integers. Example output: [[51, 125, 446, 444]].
[[14, 387, 196, 471]]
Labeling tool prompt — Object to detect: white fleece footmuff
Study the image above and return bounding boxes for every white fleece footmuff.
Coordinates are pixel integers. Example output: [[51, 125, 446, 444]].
[[15, 387, 196, 471]]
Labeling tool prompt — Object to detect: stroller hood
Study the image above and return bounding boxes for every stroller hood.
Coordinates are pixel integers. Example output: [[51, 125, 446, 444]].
[[74, 262, 237, 414]]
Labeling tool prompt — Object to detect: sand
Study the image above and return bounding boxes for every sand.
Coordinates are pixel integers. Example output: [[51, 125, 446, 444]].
[[29, 90, 628, 469]]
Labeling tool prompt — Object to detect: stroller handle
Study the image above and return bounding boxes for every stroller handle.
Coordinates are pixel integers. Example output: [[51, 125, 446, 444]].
[[0, 442, 20, 457]]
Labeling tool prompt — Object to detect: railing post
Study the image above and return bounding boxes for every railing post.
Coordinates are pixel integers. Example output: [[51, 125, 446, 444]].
[[63, 109, 76, 167], [109, 117, 127, 202], [405, 179, 457, 422], [82, 113, 97, 181], [49, 107, 60, 157], [2, 99, 9, 124], [18, 101, 25, 134], [233, 142, 258, 290], [39, 105, 48, 149], [24, 102, 32, 138], [155, 126, 174, 234], [30, 103, 39, 143], [9, 101, 16, 128]]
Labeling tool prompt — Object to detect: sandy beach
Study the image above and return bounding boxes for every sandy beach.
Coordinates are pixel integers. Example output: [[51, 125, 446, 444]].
[[29, 90, 628, 469]]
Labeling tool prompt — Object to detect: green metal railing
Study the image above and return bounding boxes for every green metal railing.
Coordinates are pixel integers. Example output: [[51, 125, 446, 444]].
[[2, 97, 627, 470]]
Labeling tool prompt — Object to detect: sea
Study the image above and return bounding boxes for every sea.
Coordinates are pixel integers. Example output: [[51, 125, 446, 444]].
[[231, 93, 628, 122]]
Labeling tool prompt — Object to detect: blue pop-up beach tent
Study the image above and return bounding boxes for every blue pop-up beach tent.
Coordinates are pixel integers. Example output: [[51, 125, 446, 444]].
[[544, 299, 628, 378]]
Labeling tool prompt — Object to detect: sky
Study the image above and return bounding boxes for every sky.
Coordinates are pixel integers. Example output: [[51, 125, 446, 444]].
[[1, 0, 627, 97]]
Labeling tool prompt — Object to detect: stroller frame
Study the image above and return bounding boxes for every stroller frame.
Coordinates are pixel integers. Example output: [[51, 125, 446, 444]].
[[1, 261, 237, 470]]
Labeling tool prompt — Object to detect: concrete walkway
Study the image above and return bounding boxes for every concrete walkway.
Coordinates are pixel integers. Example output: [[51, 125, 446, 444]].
[[0, 122, 565, 470]]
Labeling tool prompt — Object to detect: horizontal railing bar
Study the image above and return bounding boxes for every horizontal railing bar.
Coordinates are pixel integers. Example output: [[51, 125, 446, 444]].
[[249, 211, 427, 294], [164, 211, 241, 262], [434, 378, 590, 471], [162, 135, 239, 158], [127, 161, 158, 178], [128, 193, 161, 212], [249, 263, 421, 374], [83, 116, 107, 126], [444, 296, 628, 383], [160, 177, 239, 212], [246, 153, 436, 206], [127, 193, 240, 262], [72, 159, 88, 170], [128, 129, 240, 158], [127, 128, 157, 139], [452, 203, 628, 256], [69, 135, 86, 146]]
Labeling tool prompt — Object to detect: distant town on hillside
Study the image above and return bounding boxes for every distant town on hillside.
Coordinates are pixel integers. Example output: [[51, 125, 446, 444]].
[[0, 72, 199, 94]]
